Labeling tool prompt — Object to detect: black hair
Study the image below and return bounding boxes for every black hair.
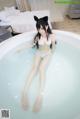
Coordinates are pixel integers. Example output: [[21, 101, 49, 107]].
[[33, 16, 54, 49]]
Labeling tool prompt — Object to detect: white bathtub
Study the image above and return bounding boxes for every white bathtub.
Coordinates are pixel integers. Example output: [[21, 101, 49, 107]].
[[0, 30, 80, 59], [0, 30, 80, 119]]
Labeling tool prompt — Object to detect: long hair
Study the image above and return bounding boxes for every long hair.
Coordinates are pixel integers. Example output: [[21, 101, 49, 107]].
[[33, 16, 53, 49]]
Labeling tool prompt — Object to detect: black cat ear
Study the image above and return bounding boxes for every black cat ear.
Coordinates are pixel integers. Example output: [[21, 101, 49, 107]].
[[43, 16, 48, 22], [34, 16, 38, 22]]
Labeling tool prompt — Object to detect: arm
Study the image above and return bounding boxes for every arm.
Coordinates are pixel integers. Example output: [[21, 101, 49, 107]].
[[16, 40, 35, 53], [50, 34, 56, 52]]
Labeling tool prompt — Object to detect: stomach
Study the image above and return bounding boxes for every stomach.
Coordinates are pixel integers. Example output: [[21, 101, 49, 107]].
[[38, 45, 51, 52], [36, 48, 52, 58]]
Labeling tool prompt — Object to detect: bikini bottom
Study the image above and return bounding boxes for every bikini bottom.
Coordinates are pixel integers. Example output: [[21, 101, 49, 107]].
[[35, 50, 52, 59]]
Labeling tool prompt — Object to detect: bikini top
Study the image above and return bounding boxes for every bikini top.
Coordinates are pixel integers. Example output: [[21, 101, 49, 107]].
[[38, 36, 52, 46], [37, 36, 52, 51]]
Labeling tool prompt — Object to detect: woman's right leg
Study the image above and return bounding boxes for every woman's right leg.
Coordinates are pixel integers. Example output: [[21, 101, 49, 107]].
[[23, 53, 41, 93], [21, 53, 41, 110]]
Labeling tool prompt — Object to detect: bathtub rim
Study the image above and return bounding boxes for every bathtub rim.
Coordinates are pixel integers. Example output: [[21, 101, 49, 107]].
[[0, 30, 80, 60]]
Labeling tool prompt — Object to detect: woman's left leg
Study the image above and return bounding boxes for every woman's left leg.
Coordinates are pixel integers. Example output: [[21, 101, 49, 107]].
[[32, 52, 52, 112]]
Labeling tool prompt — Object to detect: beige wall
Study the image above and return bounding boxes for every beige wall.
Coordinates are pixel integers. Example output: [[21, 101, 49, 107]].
[[0, 0, 16, 10], [29, 0, 69, 22]]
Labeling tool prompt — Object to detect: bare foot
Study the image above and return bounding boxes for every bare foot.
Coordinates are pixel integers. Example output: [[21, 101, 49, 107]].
[[20, 91, 29, 111], [32, 94, 43, 112]]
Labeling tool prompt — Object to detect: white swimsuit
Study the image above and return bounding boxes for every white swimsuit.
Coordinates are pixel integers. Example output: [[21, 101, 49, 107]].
[[36, 36, 52, 58]]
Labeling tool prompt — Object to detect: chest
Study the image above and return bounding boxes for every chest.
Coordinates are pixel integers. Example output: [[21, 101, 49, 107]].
[[38, 37, 52, 46]]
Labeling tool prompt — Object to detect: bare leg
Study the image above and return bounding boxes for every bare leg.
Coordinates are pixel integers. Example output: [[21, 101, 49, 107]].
[[32, 52, 52, 112], [21, 53, 41, 110]]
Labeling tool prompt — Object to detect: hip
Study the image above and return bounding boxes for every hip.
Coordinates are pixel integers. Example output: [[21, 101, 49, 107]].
[[35, 49, 52, 58]]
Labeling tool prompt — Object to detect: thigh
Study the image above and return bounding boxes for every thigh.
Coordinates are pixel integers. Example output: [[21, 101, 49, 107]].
[[32, 52, 41, 69], [39, 53, 52, 71]]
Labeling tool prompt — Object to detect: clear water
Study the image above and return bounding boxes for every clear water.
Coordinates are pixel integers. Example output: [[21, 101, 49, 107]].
[[0, 40, 80, 119]]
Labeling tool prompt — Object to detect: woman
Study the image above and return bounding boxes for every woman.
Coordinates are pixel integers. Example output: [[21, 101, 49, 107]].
[[20, 16, 57, 112]]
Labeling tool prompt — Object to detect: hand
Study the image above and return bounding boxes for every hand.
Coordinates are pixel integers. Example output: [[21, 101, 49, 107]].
[[51, 43, 56, 53]]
